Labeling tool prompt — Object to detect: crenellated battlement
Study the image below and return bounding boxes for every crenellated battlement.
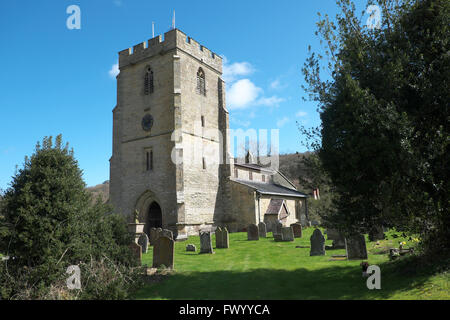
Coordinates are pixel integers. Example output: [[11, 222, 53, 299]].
[[118, 29, 222, 73]]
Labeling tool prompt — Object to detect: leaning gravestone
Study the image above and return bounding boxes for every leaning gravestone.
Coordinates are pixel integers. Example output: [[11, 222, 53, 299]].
[[310, 229, 326, 256], [258, 222, 267, 238], [153, 236, 174, 269], [332, 234, 346, 249], [199, 231, 214, 254], [291, 223, 302, 238], [149, 227, 158, 246], [281, 226, 294, 241], [138, 233, 149, 254], [129, 242, 142, 265], [345, 234, 368, 260], [247, 224, 259, 241]]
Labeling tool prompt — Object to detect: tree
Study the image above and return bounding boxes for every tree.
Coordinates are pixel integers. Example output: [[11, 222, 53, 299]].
[[0, 135, 140, 299], [302, 0, 449, 254]]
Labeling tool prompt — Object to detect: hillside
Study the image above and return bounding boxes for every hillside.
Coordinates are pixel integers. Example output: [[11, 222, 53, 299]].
[[85, 152, 313, 202]]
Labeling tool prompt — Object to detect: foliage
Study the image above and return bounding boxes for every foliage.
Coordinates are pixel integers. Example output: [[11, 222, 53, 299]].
[[301, 0, 449, 252], [0, 135, 142, 299]]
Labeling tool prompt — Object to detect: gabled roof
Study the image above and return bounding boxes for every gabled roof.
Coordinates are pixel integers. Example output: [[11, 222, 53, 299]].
[[232, 179, 308, 198], [265, 199, 284, 214]]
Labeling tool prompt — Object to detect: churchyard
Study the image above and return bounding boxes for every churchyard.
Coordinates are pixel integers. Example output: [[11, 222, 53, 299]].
[[133, 227, 449, 300]]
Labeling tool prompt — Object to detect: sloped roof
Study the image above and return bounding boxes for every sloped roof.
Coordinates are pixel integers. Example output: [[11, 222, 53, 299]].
[[232, 179, 308, 198], [266, 199, 284, 214]]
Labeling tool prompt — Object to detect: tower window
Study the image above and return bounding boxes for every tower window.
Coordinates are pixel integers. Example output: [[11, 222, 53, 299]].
[[202, 157, 206, 170], [144, 67, 154, 95], [249, 171, 253, 181], [145, 149, 153, 171], [262, 174, 265, 182], [234, 168, 238, 178], [201, 115, 205, 127], [197, 68, 206, 96]]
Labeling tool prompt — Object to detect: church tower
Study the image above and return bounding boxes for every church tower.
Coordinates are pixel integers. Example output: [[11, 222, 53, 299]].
[[109, 29, 233, 240]]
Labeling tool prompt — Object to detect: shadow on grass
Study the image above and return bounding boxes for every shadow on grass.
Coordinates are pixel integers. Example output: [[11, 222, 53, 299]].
[[133, 259, 431, 300]]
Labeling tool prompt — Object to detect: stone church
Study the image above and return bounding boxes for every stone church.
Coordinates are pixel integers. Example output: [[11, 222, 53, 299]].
[[109, 29, 308, 240]]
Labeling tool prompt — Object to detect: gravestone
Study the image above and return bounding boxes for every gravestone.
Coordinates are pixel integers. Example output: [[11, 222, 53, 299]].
[[281, 227, 294, 241], [138, 233, 149, 254], [310, 229, 326, 256], [345, 234, 368, 260], [215, 227, 223, 248], [152, 236, 174, 269], [291, 223, 302, 238], [273, 221, 282, 236], [161, 229, 174, 240], [149, 227, 158, 246], [332, 235, 346, 249], [327, 228, 346, 249], [258, 222, 267, 238], [215, 227, 229, 249], [247, 224, 259, 241], [326, 228, 340, 241], [199, 231, 214, 254], [129, 242, 142, 265], [186, 244, 196, 252], [273, 233, 283, 242]]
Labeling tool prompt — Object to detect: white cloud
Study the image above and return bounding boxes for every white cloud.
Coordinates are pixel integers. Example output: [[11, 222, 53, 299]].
[[227, 79, 262, 109], [256, 96, 285, 107], [270, 79, 281, 89], [222, 56, 254, 83], [296, 110, 307, 117], [231, 117, 251, 127], [109, 63, 119, 78], [276, 117, 290, 128]]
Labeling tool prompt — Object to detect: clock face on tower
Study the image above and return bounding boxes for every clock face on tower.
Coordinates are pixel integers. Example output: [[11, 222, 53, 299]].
[[141, 114, 154, 131]]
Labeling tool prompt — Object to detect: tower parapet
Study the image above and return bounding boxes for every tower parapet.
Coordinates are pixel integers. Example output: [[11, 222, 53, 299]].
[[118, 29, 223, 73]]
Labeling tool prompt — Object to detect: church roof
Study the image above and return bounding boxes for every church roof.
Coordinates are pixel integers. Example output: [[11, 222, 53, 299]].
[[232, 179, 308, 198], [234, 163, 275, 173]]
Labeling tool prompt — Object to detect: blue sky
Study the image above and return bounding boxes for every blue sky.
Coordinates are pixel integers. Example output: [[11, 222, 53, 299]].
[[0, 0, 370, 190]]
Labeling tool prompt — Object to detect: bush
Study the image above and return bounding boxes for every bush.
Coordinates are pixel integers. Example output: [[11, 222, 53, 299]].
[[0, 135, 143, 299]]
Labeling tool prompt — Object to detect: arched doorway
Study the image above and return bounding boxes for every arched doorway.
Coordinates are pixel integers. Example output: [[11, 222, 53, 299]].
[[145, 202, 162, 236]]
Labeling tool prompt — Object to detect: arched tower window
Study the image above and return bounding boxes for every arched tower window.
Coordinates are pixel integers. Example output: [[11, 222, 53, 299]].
[[196, 67, 206, 96], [144, 66, 154, 95]]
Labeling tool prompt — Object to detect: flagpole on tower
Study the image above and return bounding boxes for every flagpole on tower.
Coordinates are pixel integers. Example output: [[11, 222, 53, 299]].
[[152, 21, 155, 38], [172, 10, 176, 29]]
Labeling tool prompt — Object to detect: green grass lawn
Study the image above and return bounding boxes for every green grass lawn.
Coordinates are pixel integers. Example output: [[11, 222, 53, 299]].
[[133, 228, 449, 300]]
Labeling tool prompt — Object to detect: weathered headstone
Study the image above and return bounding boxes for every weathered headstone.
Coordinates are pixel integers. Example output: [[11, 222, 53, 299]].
[[247, 224, 259, 240], [152, 236, 174, 269], [258, 222, 267, 238], [186, 244, 196, 252], [310, 229, 326, 256], [161, 229, 174, 240], [138, 233, 149, 254], [129, 242, 142, 265], [326, 228, 340, 241], [199, 231, 214, 254], [332, 235, 346, 249], [273, 221, 282, 236], [345, 234, 368, 260], [273, 233, 283, 242], [281, 226, 294, 241], [149, 227, 158, 246], [291, 223, 302, 238], [215, 227, 229, 249]]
